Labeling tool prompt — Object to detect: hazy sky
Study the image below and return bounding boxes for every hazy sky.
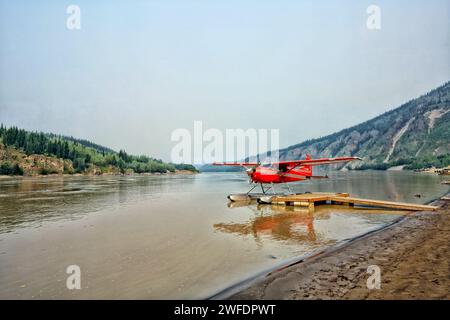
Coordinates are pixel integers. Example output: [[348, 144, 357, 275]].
[[0, 0, 449, 161]]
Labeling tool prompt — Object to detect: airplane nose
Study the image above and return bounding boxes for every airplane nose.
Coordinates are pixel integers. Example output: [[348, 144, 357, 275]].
[[246, 168, 255, 183], [246, 168, 255, 175]]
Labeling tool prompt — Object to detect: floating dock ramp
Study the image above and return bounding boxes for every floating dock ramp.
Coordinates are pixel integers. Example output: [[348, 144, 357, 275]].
[[229, 192, 439, 212]]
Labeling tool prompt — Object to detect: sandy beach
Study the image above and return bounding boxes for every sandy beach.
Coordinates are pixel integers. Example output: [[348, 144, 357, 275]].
[[230, 194, 450, 300]]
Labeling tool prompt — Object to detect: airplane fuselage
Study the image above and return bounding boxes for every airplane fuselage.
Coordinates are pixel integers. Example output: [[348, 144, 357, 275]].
[[249, 164, 312, 184]]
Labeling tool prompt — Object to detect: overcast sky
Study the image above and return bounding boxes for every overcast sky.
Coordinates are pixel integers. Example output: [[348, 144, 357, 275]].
[[0, 0, 449, 162]]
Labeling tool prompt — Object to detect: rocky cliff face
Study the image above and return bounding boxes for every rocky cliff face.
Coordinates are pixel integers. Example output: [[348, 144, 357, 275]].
[[0, 142, 73, 175], [278, 82, 450, 168]]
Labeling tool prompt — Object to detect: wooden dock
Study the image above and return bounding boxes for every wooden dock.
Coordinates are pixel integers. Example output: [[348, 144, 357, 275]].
[[245, 192, 439, 212]]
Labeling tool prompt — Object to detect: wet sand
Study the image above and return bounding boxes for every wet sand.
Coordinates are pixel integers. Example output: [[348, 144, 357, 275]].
[[230, 195, 450, 300]]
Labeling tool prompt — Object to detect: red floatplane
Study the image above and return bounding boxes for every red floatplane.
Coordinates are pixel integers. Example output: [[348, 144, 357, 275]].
[[213, 155, 361, 195]]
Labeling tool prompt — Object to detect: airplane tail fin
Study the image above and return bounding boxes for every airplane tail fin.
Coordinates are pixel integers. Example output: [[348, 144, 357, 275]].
[[304, 154, 313, 176]]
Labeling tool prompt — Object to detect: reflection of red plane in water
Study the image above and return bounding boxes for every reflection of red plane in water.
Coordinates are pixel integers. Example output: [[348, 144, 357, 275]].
[[213, 154, 361, 194], [214, 205, 333, 244], [214, 210, 317, 243]]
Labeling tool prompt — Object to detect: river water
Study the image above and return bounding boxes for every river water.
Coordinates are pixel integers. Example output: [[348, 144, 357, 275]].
[[0, 171, 448, 299]]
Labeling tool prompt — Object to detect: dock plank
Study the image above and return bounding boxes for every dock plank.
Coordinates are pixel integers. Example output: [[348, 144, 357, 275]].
[[329, 196, 438, 211], [262, 192, 438, 211]]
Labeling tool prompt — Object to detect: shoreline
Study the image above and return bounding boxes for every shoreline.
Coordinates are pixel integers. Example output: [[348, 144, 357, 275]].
[[215, 192, 450, 300], [0, 170, 198, 179], [210, 215, 406, 300]]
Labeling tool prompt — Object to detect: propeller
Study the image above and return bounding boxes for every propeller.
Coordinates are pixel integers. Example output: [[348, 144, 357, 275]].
[[246, 167, 256, 184]]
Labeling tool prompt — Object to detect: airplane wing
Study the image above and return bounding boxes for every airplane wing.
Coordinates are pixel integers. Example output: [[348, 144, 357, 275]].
[[275, 156, 362, 167], [212, 157, 361, 167]]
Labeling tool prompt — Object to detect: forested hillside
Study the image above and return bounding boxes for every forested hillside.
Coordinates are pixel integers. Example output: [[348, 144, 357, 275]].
[[0, 126, 197, 176]]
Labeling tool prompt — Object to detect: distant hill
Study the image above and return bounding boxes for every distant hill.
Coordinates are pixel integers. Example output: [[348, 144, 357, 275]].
[[0, 126, 197, 176], [278, 81, 450, 170], [199, 164, 243, 172], [201, 81, 450, 171]]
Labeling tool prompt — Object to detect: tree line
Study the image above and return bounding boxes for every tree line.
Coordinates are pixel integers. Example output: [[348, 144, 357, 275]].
[[0, 124, 197, 174]]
